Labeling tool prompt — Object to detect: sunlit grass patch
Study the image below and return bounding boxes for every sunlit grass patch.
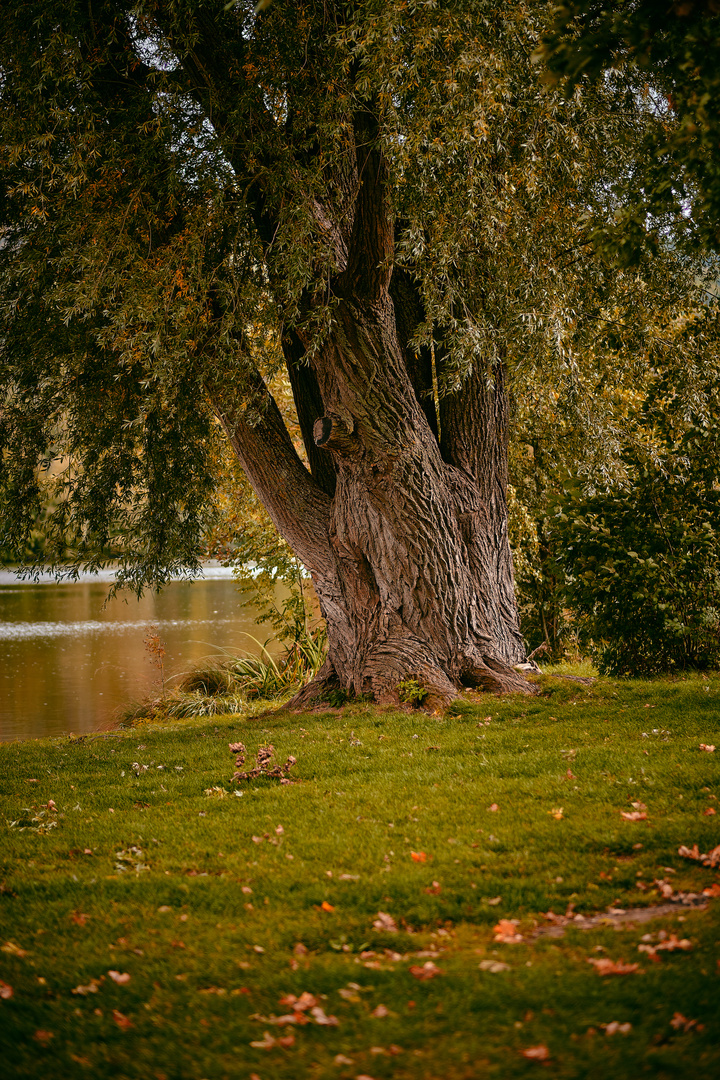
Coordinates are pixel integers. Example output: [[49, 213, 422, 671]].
[[0, 671, 718, 1078]]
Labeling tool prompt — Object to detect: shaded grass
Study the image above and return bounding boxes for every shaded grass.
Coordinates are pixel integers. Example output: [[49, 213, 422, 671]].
[[0, 671, 719, 1078]]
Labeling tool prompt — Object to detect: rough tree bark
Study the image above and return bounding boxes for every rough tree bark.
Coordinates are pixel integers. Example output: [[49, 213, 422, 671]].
[[173, 13, 533, 707], [207, 152, 530, 709]]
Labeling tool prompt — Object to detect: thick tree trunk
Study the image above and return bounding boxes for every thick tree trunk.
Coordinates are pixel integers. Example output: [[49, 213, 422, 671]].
[[284, 293, 530, 709]]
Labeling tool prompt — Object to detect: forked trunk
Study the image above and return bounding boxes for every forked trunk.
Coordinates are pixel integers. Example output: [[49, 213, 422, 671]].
[[217, 290, 532, 709]]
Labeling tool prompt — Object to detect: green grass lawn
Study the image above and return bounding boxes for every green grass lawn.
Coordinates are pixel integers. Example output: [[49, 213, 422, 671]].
[[1, 672, 719, 1079]]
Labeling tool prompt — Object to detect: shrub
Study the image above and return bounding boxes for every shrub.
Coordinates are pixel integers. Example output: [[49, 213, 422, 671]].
[[555, 412, 720, 676]]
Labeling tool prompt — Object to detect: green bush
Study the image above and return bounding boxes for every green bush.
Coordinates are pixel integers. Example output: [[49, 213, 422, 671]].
[[555, 412, 720, 676]]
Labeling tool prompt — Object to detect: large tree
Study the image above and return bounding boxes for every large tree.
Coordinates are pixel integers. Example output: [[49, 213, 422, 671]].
[[0, 0, 689, 706]]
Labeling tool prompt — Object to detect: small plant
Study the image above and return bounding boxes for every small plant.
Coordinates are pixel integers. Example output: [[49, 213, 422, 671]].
[[396, 677, 428, 706], [229, 742, 297, 784], [144, 624, 167, 698]]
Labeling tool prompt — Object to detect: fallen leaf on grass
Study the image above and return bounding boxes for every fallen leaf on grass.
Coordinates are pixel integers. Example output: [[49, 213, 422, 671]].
[[250, 1031, 295, 1050], [494, 919, 523, 943], [478, 960, 510, 973], [371, 1004, 389, 1018], [604, 1021, 632, 1035], [33, 1030, 54, 1045], [409, 961, 443, 980], [373, 912, 397, 933], [487, 803, 499, 812], [112, 1010, 133, 1030], [411, 851, 427, 862], [638, 934, 692, 961], [621, 811, 647, 821], [0, 981, 13, 999], [678, 843, 720, 868], [108, 970, 131, 985], [521, 1045, 550, 1061], [703, 808, 716, 816], [278, 991, 317, 1013], [699, 744, 715, 752], [424, 880, 442, 895], [72, 979, 102, 995], [310, 1005, 338, 1025], [702, 883, 720, 897], [548, 808, 564, 820], [334, 1054, 354, 1065], [70, 912, 90, 926], [670, 1012, 704, 1033], [485, 896, 502, 906], [1, 941, 29, 958], [320, 901, 335, 912], [587, 958, 640, 976]]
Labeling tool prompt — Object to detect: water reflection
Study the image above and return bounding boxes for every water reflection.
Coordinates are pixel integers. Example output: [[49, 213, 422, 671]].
[[0, 568, 281, 742]]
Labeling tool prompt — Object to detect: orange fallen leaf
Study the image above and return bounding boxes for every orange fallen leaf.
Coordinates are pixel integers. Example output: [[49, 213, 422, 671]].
[[487, 803, 499, 812], [70, 912, 90, 926], [112, 1010, 133, 1030], [320, 901, 335, 912], [670, 1011, 703, 1032], [702, 882, 720, 897], [1, 941, 29, 958], [279, 991, 317, 1012], [703, 808, 716, 816], [410, 851, 426, 863], [108, 970, 131, 985], [699, 744, 715, 752], [33, 1030, 53, 1045], [548, 808, 564, 820], [522, 1045, 550, 1060], [424, 880, 442, 895], [493, 919, 523, 943], [409, 961, 443, 980], [620, 811, 647, 821], [587, 958, 639, 976], [0, 980, 13, 999]]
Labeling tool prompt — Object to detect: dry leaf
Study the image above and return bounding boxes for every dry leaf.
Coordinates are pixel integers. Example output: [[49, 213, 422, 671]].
[[493, 919, 523, 943], [670, 1011, 702, 1032], [373, 912, 398, 933], [549, 808, 564, 820], [320, 901, 335, 912], [621, 811, 647, 821], [479, 960, 510, 972], [334, 1055, 353, 1065], [33, 1030, 54, 1045], [410, 851, 427, 862], [587, 958, 639, 976], [604, 1022, 632, 1035], [70, 912, 90, 926], [522, 1045, 550, 1060], [108, 971, 131, 985], [279, 991, 317, 1012], [310, 1005, 338, 1025], [678, 843, 720, 868], [699, 744, 716, 752], [250, 1031, 277, 1049], [409, 961, 443, 980], [293, 942, 308, 956], [486, 895, 502, 905], [371, 1004, 389, 1018], [1, 941, 29, 958], [487, 803, 499, 812], [702, 883, 720, 897], [72, 979, 102, 995], [703, 808, 716, 816], [0, 980, 13, 999], [424, 880, 442, 895], [112, 1009, 133, 1030]]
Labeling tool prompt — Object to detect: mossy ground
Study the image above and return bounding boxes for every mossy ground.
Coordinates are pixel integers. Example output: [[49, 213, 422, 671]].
[[1, 672, 719, 1079]]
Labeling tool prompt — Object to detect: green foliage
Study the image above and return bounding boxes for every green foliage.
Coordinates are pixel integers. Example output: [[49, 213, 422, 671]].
[[541, 1, 720, 256], [396, 677, 428, 707], [554, 405, 720, 676]]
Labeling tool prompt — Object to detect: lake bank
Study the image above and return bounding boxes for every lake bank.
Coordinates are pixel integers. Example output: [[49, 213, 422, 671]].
[[0, 566, 285, 742]]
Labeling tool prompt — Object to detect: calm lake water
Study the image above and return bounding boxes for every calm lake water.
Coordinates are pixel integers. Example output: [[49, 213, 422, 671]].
[[0, 567, 280, 742]]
